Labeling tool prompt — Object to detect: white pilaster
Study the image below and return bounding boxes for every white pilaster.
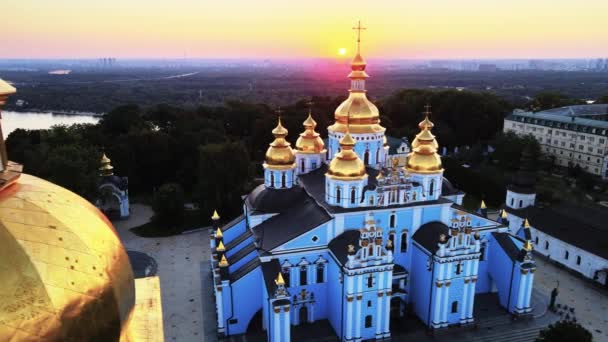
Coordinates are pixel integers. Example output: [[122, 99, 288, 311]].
[[283, 307, 290, 342], [516, 274, 526, 311]]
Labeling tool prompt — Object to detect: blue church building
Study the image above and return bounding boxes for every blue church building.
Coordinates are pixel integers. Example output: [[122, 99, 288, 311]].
[[209, 30, 536, 341]]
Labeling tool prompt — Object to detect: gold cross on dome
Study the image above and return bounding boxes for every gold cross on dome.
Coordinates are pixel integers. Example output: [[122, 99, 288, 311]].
[[306, 100, 314, 114], [275, 106, 283, 116], [352, 20, 366, 52], [424, 104, 432, 117]]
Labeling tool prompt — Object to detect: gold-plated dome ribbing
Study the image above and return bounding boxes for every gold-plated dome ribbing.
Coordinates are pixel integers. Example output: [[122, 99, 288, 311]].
[[406, 106, 443, 174], [0, 174, 135, 342], [295, 107, 326, 154], [327, 131, 367, 180], [99, 152, 114, 176], [264, 116, 296, 169], [328, 21, 385, 135]]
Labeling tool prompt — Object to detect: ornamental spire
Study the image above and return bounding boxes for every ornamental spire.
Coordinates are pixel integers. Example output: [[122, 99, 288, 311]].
[[406, 105, 443, 174], [352, 20, 366, 54], [99, 152, 114, 177], [265, 108, 295, 167]]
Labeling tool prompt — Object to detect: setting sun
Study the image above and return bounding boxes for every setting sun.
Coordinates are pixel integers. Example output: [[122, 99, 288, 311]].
[[338, 47, 347, 56]]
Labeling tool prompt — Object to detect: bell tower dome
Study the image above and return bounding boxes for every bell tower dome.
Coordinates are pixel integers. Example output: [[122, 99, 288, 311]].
[[263, 110, 297, 189]]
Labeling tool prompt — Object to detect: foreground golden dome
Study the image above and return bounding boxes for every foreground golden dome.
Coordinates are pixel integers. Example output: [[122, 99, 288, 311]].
[[0, 173, 135, 341], [295, 111, 326, 154], [406, 110, 443, 174], [327, 132, 367, 180], [264, 118, 296, 169]]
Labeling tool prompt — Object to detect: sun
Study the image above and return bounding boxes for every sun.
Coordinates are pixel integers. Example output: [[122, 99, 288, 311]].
[[338, 48, 347, 56]]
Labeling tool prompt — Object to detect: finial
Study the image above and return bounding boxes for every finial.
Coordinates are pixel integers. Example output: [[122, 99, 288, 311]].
[[275, 272, 285, 286], [275, 106, 283, 119], [524, 218, 531, 229], [306, 99, 314, 115], [523, 241, 533, 252], [99, 152, 114, 177], [219, 254, 229, 267], [352, 20, 366, 54], [347, 244, 355, 254], [480, 200, 487, 209], [211, 210, 220, 221], [216, 241, 226, 252], [215, 227, 223, 239], [439, 233, 447, 243], [424, 103, 432, 117], [501, 209, 508, 219]]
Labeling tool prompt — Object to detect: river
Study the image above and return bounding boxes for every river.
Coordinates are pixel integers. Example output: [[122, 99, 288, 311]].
[[1, 111, 100, 138]]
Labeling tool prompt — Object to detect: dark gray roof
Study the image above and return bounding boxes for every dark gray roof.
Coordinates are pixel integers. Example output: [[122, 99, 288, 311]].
[[492, 232, 526, 262], [441, 177, 463, 196], [412, 221, 450, 254], [506, 203, 608, 260], [387, 136, 408, 154], [506, 104, 608, 133], [328, 230, 360, 265], [246, 184, 309, 214], [252, 195, 332, 252], [100, 175, 128, 190], [227, 241, 256, 265], [261, 258, 281, 296], [230, 257, 261, 282], [299, 164, 452, 214]]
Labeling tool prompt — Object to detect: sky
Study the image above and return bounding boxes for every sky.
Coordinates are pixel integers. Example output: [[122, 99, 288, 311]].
[[2, 0, 608, 59]]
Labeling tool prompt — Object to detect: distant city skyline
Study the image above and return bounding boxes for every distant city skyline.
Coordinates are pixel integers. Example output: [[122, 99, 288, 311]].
[[2, 0, 608, 59]]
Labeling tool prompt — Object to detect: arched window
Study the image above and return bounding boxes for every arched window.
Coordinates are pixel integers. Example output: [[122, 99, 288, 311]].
[[451, 301, 458, 313], [400, 232, 407, 253], [301, 159, 305, 173], [364, 150, 370, 165], [535, 237, 539, 245], [270, 172, 275, 187], [365, 315, 372, 328], [510, 198, 514, 206], [564, 251, 569, 260], [430, 180, 435, 197], [375, 148, 380, 164], [545, 241, 549, 250], [300, 265, 307, 286], [576, 256, 581, 265], [316, 264, 324, 283], [336, 187, 341, 204], [367, 274, 374, 288], [350, 188, 356, 204], [281, 172, 286, 188], [282, 267, 291, 288], [389, 233, 395, 248], [389, 214, 396, 228], [519, 200, 523, 208]]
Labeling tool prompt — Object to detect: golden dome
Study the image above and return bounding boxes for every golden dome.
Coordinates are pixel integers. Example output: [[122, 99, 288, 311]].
[[406, 112, 443, 174], [327, 132, 367, 180], [295, 111, 326, 154], [264, 118, 296, 169], [99, 153, 114, 176], [0, 173, 135, 341]]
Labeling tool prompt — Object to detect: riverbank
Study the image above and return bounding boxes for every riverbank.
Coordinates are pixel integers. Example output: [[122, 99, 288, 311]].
[[5, 108, 104, 116]]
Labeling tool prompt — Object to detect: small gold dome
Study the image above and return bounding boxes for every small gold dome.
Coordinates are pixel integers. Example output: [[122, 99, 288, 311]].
[[296, 112, 326, 154], [327, 132, 367, 180], [0, 174, 135, 341], [406, 112, 443, 174], [99, 153, 114, 176], [265, 118, 296, 169]]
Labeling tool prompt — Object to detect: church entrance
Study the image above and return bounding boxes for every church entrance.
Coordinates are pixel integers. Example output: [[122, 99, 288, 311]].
[[389, 297, 405, 332], [246, 309, 263, 333], [299, 306, 308, 325]]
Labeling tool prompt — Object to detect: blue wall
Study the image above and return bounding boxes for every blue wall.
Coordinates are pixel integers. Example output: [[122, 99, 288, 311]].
[[222, 217, 247, 243], [225, 267, 263, 335], [327, 255, 343, 339], [410, 244, 432, 326], [487, 236, 516, 311]]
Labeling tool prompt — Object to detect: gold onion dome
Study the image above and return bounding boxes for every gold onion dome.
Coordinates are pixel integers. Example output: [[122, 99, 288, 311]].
[[295, 110, 326, 154], [0, 174, 136, 341], [264, 117, 296, 169], [99, 152, 114, 176], [406, 109, 443, 174], [327, 131, 367, 180]]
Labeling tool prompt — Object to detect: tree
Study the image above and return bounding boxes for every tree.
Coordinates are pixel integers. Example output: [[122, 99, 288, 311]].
[[595, 95, 608, 104], [536, 321, 592, 342], [152, 183, 185, 227], [490, 132, 541, 171], [527, 92, 585, 111]]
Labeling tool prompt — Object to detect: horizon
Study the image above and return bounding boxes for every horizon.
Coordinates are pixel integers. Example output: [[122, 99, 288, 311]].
[[3, 0, 608, 60]]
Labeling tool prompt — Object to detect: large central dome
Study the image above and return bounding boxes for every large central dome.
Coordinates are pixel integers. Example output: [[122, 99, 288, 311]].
[[0, 174, 135, 341]]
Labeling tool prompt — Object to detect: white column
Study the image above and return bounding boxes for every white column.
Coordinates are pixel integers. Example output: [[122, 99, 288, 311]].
[[345, 275, 354, 340], [524, 273, 535, 310], [310, 304, 315, 323], [433, 263, 443, 325], [460, 282, 468, 321], [376, 273, 384, 336], [516, 273, 526, 312], [467, 282, 476, 319], [383, 289, 391, 334], [216, 287, 224, 332], [273, 309, 280, 342], [283, 307, 290, 342], [355, 275, 362, 338], [441, 264, 451, 325]]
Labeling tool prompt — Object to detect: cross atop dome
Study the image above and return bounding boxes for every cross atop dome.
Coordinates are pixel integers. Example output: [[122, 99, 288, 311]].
[[352, 20, 366, 54]]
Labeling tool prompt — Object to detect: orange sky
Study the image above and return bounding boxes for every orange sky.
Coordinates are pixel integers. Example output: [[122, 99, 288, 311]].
[[2, 0, 607, 59]]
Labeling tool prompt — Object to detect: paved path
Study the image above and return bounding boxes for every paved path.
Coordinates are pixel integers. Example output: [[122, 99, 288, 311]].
[[533, 255, 608, 342], [113, 204, 211, 342]]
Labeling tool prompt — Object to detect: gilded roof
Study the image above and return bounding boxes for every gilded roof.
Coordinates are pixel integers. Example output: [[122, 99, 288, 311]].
[[0, 173, 135, 341], [295, 112, 326, 154], [407, 113, 443, 174], [326, 132, 367, 180], [265, 118, 295, 169]]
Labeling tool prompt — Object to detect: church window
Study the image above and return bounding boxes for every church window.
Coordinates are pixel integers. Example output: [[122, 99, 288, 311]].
[[364, 150, 370, 165], [367, 300, 372, 307], [576, 256, 581, 265], [389, 233, 395, 249], [510, 198, 514, 206], [316, 264, 324, 283], [400, 232, 407, 253], [311, 236, 318, 242], [367, 274, 374, 288], [519, 200, 523, 208], [451, 301, 458, 313], [282, 267, 291, 288], [312, 161, 317, 169], [281, 173, 286, 188], [455, 262, 462, 275], [300, 266, 307, 286], [389, 214, 396, 228], [365, 315, 372, 328], [564, 251, 569, 260], [545, 241, 549, 250], [350, 188, 356, 204], [336, 187, 341, 204], [375, 148, 380, 164], [480, 242, 486, 261], [270, 173, 275, 187], [535, 237, 539, 245], [301, 159, 305, 173], [429, 180, 435, 197]]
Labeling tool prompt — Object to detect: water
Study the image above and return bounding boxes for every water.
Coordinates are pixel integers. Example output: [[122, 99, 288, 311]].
[[1, 111, 100, 138]]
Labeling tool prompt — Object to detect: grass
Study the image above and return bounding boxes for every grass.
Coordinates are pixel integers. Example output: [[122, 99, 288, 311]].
[[130, 210, 204, 237]]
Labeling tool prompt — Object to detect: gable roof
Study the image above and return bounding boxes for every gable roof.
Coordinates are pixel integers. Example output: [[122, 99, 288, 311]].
[[261, 258, 281, 296], [412, 221, 450, 254], [328, 230, 360, 265], [492, 232, 526, 262]]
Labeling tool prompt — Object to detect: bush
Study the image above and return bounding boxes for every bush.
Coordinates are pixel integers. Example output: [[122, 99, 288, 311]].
[[536, 321, 592, 342], [152, 183, 185, 227]]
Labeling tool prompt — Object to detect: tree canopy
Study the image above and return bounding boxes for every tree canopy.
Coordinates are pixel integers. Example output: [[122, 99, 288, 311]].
[[536, 321, 592, 342]]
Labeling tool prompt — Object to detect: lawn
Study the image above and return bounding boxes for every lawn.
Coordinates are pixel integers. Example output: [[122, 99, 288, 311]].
[[130, 209, 204, 237]]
